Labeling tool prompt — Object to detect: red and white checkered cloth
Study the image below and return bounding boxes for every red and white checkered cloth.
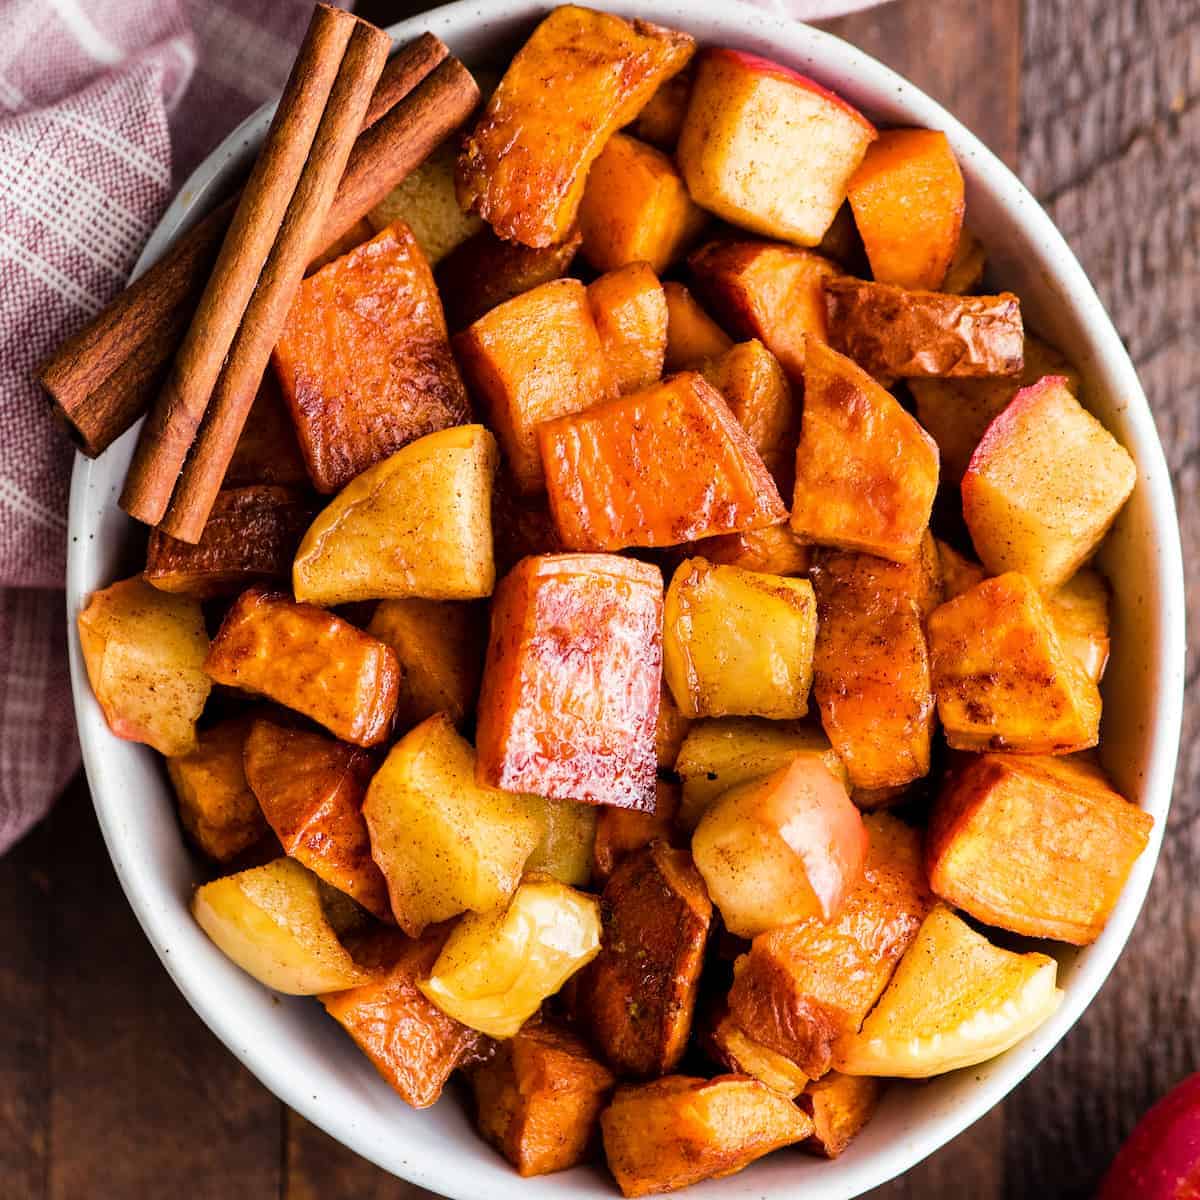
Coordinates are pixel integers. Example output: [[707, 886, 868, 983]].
[[0, 0, 883, 854]]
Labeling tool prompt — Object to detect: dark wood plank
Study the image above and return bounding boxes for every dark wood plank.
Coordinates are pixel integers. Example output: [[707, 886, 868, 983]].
[[285, 1111, 429, 1199]]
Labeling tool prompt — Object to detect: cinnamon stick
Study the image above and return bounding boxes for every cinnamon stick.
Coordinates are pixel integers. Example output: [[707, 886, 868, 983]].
[[159, 20, 391, 543], [39, 32, 450, 457]]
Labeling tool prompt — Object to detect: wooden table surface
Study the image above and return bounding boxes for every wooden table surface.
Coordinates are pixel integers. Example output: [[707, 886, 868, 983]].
[[3, 1, 1195, 1197]]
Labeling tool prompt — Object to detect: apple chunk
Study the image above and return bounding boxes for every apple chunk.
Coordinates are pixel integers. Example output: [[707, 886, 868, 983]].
[[586, 263, 668, 396], [692, 756, 867, 938], [677, 49, 876, 246], [963, 375, 1137, 589], [661, 281, 731, 370]]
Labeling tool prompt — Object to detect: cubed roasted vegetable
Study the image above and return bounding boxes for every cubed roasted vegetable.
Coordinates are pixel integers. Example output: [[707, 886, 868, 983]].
[[420, 875, 602, 1039], [936, 538, 987, 601], [540, 373, 786, 551], [321, 926, 486, 1108], [847, 129, 965, 290], [362, 714, 542, 935], [663, 558, 817, 720], [243, 720, 390, 922], [677, 49, 876, 247], [78, 576, 211, 757], [789, 339, 939, 564], [292, 424, 498, 607], [654, 685, 691, 770], [1050, 569, 1111, 682], [454, 278, 615, 494], [592, 781, 680, 884], [726, 813, 933, 1078], [942, 228, 986, 294], [491, 485, 563, 576], [928, 572, 1102, 753], [630, 66, 693, 149], [523, 796, 599, 887], [273, 221, 470, 494], [457, 6, 694, 246], [688, 240, 839, 381], [601, 1074, 813, 1197], [574, 843, 710, 1077], [476, 554, 663, 810], [204, 588, 399, 748], [224, 373, 309, 487], [661, 281, 732, 370], [691, 523, 809, 577], [587, 263, 668, 396], [471, 1017, 615, 1176], [693, 757, 866, 938], [963, 376, 1137, 590], [927, 753, 1152, 945], [799, 1073, 883, 1158], [703, 1007, 809, 1098]]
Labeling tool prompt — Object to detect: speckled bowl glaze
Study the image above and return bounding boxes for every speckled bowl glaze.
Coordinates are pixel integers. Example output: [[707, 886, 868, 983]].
[[66, 3, 1186, 1196]]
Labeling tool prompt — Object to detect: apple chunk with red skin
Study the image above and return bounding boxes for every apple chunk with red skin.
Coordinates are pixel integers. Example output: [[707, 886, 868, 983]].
[[1099, 1073, 1200, 1200], [692, 755, 867, 938], [677, 49, 876, 247]]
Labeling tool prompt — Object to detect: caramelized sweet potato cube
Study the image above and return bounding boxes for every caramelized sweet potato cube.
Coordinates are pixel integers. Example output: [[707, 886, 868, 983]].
[[471, 1018, 615, 1177], [592, 781, 680, 884], [454, 278, 614, 494], [927, 754, 1152, 945], [629, 66, 693, 149], [790, 339, 939, 564], [825, 277, 1024, 381], [661, 281, 732, 370], [457, 6, 694, 247], [587, 263, 668, 396], [476, 554, 663, 810], [726, 813, 933, 1078], [601, 1074, 812, 1197], [539, 372, 785, 551], [688, 241, 839, 381], [321, 927, 485, 1108], [204, 588, 400, 748], [574, 843, 711, 1077], [224, 373, 309, 487], [942, 227, 987, 294], [1049, 569, 1110, 683], [273, 221, 470, 494], [166, 716, 269, 862], [145, 485, 314, 599], [243, 720, 390, 921], [654, 685, 691, 770], [928, 572, 1101, 754], [691, 524, 809, 577], [577, 133, 705, 274], [436, 226, 582, 332], [936, 538, 987, 601], [703, 1007, 809, 1098], [799, 1072, 883, 1158]]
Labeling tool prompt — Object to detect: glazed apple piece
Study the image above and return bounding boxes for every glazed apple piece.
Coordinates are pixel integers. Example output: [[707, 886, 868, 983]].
[[573, 842, 711, 1076], [688, 240, 839, 381], [592, 780, 680, 884], [703, 1006, 809, 1098], [661, 281, 732, 370], [539, 373, 786, 552], [292, 424, 498, 606], [963, 375, 1137, 589], [272, 220, 470, 494], [475, 554, 663, 810], [847, 129, 965, 290], [77, 576, 211, 757], [677, 48, 876, 246], [1048, 568, 1111, 682], [453, 278, 615, 494], [522, 796, 598, 888], [942, 227, 987, 294], [928, 572, 1102, 753], [691, 523, 809, 578], [457, 6, 694, 247], [204, 588, 399, 748], [935, 538, 987, 601], [601, 1074, 813, 1198], [927, 753, 1152, 945], [586, 263, 668, 395], [790, 339, 939, 563], [725, 813, 933, 1078], [692, 756, 867, 938], [654, 686, 692, 770], [833, 904, 1063, 1077], [799, 1072, 884, 1158], [629, 66, 693, 150]]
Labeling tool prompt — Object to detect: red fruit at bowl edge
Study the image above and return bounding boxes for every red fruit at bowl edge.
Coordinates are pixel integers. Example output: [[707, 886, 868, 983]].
[[1098, 1073, 1200, 1199]]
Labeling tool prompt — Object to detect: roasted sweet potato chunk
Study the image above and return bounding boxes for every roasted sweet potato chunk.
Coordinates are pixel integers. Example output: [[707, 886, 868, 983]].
[[587, 263, 668, 395], [799, 1072, 883, 1157], [592, 781, 680, 884], [145, 485, 313, 599], [539, 372, 785, 551], [204, 588, 400, 748], [936, 538, 987, 601], [457, 6, 694, 246], [273, 221, 470, 494], [629, 66, 692, 149], [691, 523, 809, 577], [321, 927, 486, 1109], [688, 241, 839, 381], [941, 227, 987, 294], [454, 278, 615, 494], [1050, 569, 1111, 683], [224, 373, 308, 487], [574, 843, 711, 1077], [661, 281, 732, 370], [927, 753, 1151, 945], [491, 485, 563, 576], [928, 572, 1101, 754], [601, 1074, 812, 1197], [471, 1017, 615, 1177], [243, 720, 390, 921], [790, 339, 939, 564], [476, 554, 663, 810], [726, 813, 932, 1078], [825, 277, 1024, 380]]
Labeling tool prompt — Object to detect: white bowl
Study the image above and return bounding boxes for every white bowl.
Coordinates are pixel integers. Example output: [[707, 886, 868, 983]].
[[66, 2, 1187, 1196]]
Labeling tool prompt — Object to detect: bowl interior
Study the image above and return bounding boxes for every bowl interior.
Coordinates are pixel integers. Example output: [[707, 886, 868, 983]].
[[65, 2, 1186, 1198]]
